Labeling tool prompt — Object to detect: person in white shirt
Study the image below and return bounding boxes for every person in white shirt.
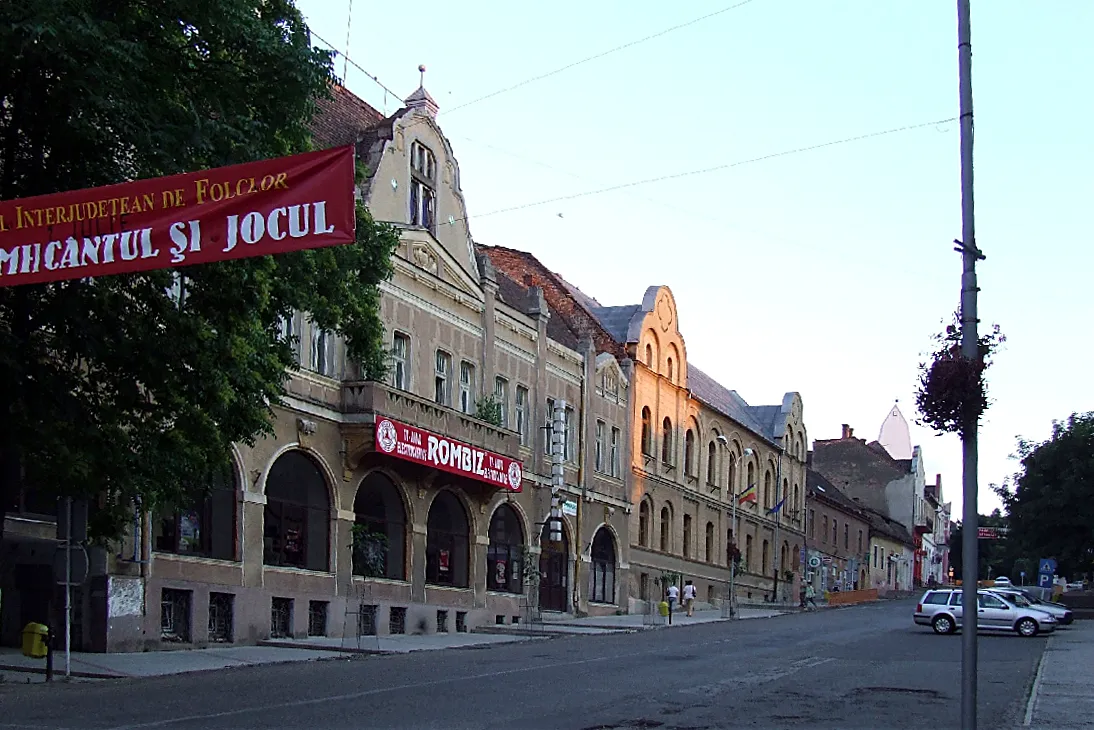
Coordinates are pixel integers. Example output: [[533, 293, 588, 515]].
[[666, 583, 679, 616], [683, 580, 697, 616]]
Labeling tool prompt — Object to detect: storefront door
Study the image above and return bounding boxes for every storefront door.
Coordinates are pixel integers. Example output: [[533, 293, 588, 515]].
[[539, 525, 569, 613]]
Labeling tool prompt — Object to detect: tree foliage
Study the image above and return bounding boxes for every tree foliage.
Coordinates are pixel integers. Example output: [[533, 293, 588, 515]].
[[0, 0, 398, 539], [915, 311, 1005, 438], [949, 510, 1010, 582], [994, 413, 1094, 577]]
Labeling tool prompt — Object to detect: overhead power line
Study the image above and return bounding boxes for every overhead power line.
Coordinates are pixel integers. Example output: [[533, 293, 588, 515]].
[[443, 0, 763, 116], [308, 28, 405, 110], [443, 116, 958, 226]]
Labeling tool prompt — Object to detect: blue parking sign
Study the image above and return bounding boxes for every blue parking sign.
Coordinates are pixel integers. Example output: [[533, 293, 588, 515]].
[[1038, 572, 1053, 588], [1039, 558, 1057, 574]]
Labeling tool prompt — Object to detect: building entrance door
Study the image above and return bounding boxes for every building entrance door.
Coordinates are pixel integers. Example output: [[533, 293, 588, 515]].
[[539, 523, 569, 613]]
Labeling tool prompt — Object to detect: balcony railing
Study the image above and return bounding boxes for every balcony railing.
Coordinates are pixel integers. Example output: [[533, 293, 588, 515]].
[[342, 380, 521, 460]]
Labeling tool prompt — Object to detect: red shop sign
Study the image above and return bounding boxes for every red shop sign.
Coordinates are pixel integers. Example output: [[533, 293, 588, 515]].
[[0, 146, 356, 287], [374, 417, 523, 492]]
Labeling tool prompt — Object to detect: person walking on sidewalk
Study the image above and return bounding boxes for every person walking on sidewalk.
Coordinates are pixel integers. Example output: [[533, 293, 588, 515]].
[[683, 580, 697, 617], [804, 582, 818, 610], [666, 582, 679, 620]]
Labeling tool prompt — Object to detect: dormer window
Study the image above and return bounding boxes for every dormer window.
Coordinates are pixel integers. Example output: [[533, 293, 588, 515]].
[[409, 141, 436, 232]]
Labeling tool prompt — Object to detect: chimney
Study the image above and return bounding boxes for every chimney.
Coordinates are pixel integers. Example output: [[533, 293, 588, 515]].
[[522, 273, 534, 287], [841, 424, 854, 439]]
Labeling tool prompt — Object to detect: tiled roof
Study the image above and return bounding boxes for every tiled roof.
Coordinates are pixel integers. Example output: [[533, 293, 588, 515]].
[[686, 365, 779, 446], [493, 270, 581, 350], [589, 305, 641, 343], [309, 84, 386, 150], [807, 469, 866, 517]]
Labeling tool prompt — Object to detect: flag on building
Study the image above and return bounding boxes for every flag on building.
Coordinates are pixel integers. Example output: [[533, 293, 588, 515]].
[[766, 497, 787, 516], [737, 483, 757, 505]]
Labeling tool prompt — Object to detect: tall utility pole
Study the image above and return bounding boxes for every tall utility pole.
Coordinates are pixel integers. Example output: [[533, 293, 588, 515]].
[[956, 1, 983, 728]]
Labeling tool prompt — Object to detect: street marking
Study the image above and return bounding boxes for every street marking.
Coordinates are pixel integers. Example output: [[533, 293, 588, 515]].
[[679, 656, 834, 697], [1023, 637, 1051, 726]]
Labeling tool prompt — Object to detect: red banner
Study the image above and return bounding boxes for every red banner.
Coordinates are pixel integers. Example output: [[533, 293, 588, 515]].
[[0, 146, 356, 287], [374, 417, 523, 492]]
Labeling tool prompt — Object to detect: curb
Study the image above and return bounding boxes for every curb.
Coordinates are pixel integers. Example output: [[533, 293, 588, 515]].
[[0, 663, 123, 680]]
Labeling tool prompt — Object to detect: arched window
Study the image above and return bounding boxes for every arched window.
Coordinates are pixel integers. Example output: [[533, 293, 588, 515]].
[[762, 539, 770, 574], [426, 490, 470, 587], [264, 451, 330, 571], [487, 504, 524, 593], [832, 519, 838, 545], [728, 453, 738, 495], [641, 407, 652, 455], [589, 528, 616, 604], [684, 429, 695, 476], [782, 478, 789, 510], [660, 505, 671, 552], [661, 418, 673, 464], [638, 500, 650, 547], [763, 471, 772, 509], [780, 541, 789, 572], [682, 514, 692, 558], [792, 483, 800, 516], [707, 442, 717, 485], [666, 357, 674, 383], [645, 344, 654, 368], [746, 462, 755, 490], [154, 463, 237, 561], [352, 472, 406, 579], [745, 534, 754, 571], [705, 522, 714, 563]]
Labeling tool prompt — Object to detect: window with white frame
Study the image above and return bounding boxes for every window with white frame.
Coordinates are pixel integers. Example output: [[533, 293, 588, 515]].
[[595, 420, 605, 472], [279, 312, 300, 364], [390, 332, 410, 390], [544, 398, 555, 456], [564, 406, 576, 462], [610, 427, 621, 477], [458, 361, 475, 413], [494, 377, 509, 428], [309, 324, 334, 377], [409, 141, 437, 231], [434, 350, 451, 406], [515, 386, 529, 445]]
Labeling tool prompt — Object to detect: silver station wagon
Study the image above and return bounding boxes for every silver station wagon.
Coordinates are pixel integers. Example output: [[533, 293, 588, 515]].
[[914, 588, 1057, 637]]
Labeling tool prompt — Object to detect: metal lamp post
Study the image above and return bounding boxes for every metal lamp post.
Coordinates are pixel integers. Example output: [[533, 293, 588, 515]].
[[720, 435, 753, 620]]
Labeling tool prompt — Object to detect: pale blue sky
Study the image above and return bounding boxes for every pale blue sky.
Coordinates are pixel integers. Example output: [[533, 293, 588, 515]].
[[298, 0, 1092, 520]]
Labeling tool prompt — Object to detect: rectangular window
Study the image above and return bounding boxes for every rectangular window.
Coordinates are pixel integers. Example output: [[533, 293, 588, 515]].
[[515, 386, 529, 445], [390, 333, 410, 390], [808, 509, 815, 538], [822, 515, 828, 544], [409, 142, 437, 232], [610, 427, 621, 477], [873, 545, 878, 568], [544, 398, 555, 456], [844, 524, 849, 550], [564, 406, 576, 462], [434, 350, 451, 406], [494, 377, 510, 428], [309, 324, 333, 377], [858, 530, 863, 555], [595, 420, 605, 472], [459, 361, 475, 414], [161, 589, 193, 643], [279, 313, 300, 364]]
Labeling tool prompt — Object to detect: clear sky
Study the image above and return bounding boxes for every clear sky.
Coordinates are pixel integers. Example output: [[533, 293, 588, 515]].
[[298, 0, 1092, 520]]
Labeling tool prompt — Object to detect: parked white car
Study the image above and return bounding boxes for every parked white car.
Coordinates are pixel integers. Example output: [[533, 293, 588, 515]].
[[993, 576, 1013, 588], [914, 588, 1057, 637]]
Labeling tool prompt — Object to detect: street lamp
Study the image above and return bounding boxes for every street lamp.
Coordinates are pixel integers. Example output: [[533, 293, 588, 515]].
[[720, 434, 753, 620]]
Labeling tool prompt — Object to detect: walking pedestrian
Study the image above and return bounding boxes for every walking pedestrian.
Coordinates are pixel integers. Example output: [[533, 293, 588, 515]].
[[666, 582, 679, 615], [683, 580, 697, 617], [805, 582, 818, 610]]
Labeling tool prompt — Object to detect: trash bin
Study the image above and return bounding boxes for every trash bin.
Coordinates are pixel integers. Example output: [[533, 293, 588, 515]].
[[658, 601, 670, 617], [22, 622, 49, 659]]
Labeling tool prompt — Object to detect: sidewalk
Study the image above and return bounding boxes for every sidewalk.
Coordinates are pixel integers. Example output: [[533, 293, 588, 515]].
[[1025, 620, 1094, 729]]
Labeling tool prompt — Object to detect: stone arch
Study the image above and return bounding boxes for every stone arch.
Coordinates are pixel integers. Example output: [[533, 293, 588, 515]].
[[637, 497, 653, 548], [262, 448, 333, 572], [486, 501, 526, 594], [425, 488, 472, 588], [352, 469, 410, 580], [486, 493, 532, 550], [588, 524, 618, 604], [258, 442, 339, 510]]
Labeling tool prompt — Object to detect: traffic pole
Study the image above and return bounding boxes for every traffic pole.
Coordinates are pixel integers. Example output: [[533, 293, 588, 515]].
[[956, 0, 982, 727]]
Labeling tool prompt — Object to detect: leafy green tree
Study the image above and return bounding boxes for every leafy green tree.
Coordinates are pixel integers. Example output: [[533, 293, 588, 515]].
[[995, 413, 1094, 578], [0, 0, 398, 540]]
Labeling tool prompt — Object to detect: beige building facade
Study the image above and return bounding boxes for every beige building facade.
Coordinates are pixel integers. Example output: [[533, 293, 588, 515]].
[[3, 84, 634, 653]]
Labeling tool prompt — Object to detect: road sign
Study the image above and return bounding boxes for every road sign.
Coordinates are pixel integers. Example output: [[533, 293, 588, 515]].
[[977, 527, 1007, 539], [1039, 558, 1057, 575], [1037, 572, 1053, 589], [53, 544, 89, 586]]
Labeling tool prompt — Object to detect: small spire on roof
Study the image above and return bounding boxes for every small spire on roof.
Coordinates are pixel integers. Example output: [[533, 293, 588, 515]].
[[405, 64, 439, 119]]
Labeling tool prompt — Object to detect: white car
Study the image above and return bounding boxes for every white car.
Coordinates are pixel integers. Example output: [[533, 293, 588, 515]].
[[993, 576, 1013, 587]]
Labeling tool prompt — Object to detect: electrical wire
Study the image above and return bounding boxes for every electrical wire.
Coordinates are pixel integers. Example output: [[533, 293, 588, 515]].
[[442, 0, 763, 116], [443, 116, 959, 227], [309, 28, 405, 108]]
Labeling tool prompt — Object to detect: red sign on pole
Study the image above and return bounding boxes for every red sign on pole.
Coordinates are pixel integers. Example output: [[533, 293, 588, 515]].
[[0, 146, 356, 287], [374, 417, 524, 492]]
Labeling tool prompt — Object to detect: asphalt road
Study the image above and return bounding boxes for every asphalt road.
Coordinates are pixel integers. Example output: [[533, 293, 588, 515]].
[[0, 600, 1050, 730]]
